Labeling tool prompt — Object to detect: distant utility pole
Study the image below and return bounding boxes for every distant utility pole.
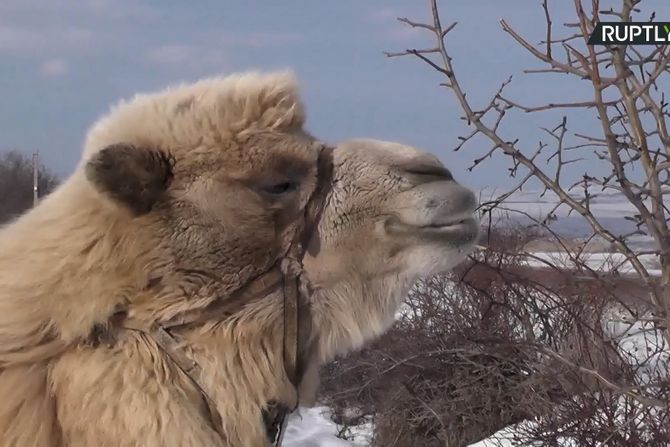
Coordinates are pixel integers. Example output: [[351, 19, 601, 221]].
[[32, 151, 39, 207]]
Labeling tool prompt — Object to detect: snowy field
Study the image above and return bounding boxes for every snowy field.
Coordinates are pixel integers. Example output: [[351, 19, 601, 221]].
[[524, 251, 662, 276], [283, 407, 372, 446], [467, 428, 515, 447], [282, 408, 516, 446], [486, 189, 663, 252], [498, 190, 664, 275]]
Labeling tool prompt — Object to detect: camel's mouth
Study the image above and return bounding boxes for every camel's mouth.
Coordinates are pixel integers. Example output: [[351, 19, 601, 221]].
[[419, 216, 478, 231], [385, 216, 480, 245]]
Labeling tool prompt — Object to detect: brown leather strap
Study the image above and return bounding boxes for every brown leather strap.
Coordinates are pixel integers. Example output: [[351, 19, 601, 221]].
[[122, 321, 227, 440], [161, 267, 284, 331], [275, 410, 291, 446], [281, 146, 333, 389], [263, 401, 292, 445], [301, 146, 334, 249], [271, 145, 333, 445], [283, 272, 300, 388]]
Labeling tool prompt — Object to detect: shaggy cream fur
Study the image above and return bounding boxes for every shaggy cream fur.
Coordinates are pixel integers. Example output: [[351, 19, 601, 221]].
[[0, 71, 478, 446]]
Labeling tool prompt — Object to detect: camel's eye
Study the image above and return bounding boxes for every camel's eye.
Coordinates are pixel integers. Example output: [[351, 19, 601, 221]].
[[261, 181, 296, 195]]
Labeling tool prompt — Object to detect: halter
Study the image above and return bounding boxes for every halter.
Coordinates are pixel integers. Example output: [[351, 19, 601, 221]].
[[101, 144, 334, 446]]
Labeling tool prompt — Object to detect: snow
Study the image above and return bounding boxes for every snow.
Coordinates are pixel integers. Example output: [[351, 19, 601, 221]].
[[467, 427, 516, 446], [485, 189, 662, 220], [281, 407, 520, 447], [524, 251, 662, 276], [484, 189, 664, 251], [604, 305, 669, 382], [284, 407, 373, 447]]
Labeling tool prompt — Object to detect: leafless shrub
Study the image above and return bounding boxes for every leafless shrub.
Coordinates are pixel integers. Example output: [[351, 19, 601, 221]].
[[0, 150, 58, 224], [323, 229, 668, 445], [322, 1, 670, 444], [323, 224, 667, 446]]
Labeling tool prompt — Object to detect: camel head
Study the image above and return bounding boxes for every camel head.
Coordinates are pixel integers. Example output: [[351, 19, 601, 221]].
[[78, 70, 477, 347], [305, 138, 478, 284], [303, 139, 478, 359]]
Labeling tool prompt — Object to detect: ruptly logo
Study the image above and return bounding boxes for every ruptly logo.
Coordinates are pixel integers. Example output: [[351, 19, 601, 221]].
[[588, 22, 670, 45]]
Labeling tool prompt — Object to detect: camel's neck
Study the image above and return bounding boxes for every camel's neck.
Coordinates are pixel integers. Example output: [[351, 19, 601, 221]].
[[310, 273, 414, 363], [0, 178, 151, 345]]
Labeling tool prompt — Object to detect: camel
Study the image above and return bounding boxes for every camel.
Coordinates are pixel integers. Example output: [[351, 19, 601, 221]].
[[0, 71, 479, 446]]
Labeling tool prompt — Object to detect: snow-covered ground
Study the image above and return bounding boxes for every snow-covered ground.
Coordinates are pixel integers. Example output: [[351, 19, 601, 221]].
[[485, 189, 664, 251], [467, 428, 516, 447], [282, 407, 518, 447], [524, 251, 662, 276], [489, 189, 647, 219], [284, 407, 372, 447], [487, 189, 664, 276]]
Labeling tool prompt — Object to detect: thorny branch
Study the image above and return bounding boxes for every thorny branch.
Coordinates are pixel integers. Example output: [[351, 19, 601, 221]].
[[360, 0, 670, 445], [387, 0, 669, 342]]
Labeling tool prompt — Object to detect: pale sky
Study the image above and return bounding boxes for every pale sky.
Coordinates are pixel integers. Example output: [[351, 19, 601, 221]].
[[1, 0, 668, 190]]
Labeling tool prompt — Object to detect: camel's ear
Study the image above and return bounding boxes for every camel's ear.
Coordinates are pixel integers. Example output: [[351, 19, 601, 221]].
[[85, 143, 173, 215]]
